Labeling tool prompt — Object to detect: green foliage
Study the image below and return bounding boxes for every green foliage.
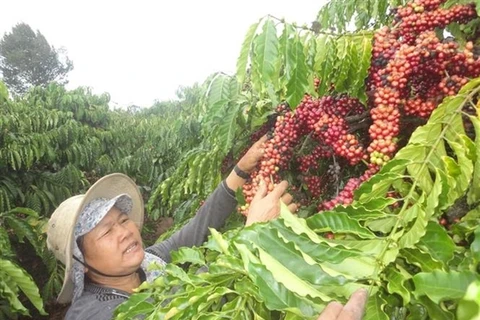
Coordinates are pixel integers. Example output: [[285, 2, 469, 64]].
[[316, 0, 405, 32], [285, 34, 310, 107], [457, 280, 480, 320], [0, 23, 73, 95], [117, 78, 480, 319], [150, 146, 223, 212], [0, 81, 204, 218], [159, 15, 376, 217], [0, 208, 47, 317], [0, 259, 46, 317], [252, 19, 280, 92], [203, 73, 242, 153], [235, 17, 373, 108], [0, 79, 205, 317], [148, 74, 258, 216], [2, 0, 480, 318], [0, 83, 105, 214]]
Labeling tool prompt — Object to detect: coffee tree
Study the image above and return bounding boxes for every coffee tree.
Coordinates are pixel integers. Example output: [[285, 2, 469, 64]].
[[125, 0, 480, 319], [0, 81, 204, 318]]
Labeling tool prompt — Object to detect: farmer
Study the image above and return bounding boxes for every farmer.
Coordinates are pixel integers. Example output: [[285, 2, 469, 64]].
[[47, 134, 368, 320], [47, 136, 300, 319]]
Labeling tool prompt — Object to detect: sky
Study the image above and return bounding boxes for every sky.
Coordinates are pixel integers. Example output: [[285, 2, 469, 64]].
[[1, 1, 327, 108]]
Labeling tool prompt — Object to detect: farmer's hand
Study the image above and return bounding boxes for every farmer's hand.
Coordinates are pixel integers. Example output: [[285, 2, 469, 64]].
[[236, 135, 267, 173], [245, 180, 297, 226], [317, 289, 368, 320], [226, 135, 268, 191]]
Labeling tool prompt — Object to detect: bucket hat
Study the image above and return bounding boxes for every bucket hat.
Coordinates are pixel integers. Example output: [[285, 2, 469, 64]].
[[46, 173, 144, 303]]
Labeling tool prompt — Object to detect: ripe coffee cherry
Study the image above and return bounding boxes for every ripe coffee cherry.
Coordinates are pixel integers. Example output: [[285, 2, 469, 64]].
[[241, 0, 480, 215], [366, 0, 479, 166]]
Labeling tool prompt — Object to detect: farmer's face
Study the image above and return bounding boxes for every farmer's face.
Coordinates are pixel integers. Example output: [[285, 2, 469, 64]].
[[82, 207, 144, 276]]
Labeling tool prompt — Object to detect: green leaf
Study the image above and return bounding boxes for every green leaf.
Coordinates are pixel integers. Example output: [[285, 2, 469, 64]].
[[316, 37, 336, 96], [467, 115, 480, 204], [236, 20, 260, 84], [253, 19, 279, 85], [165, 263, 200, 286], [4, 216, 42, 254], [215, 100, 241, 153], [207, 228, 230, 255], [114, 293, 154, 320], [408, 114, 443, 145], [7, 207, 38, 218], [425, 168, 445, 220], [365, 217, 397, 234], [457, 280, 480, 320], [235, 243, 321, 317], [277, 24, 293, 78], [417, 222, 455, 264], [332, 36, 350, 92], [418, 296, 455, 320], [170, 247, 206, 266], [160, 286, 221, 318], [0, 277, 28, 315], [279, 203, 323, 243], [206, 73, 231, 112], [333, 203, 391, 220], [412, 270, 479, 303], [357, 172, 402, 203], [313, 35, 330, 73], [237, 226, 346, 286], [406, 303, 428, 320], [320, 255, 378, 280], [350, 34, 373, 102], [395, 145, 433, 194], [348, 197, 398, 212], [272, 219, 364, 263], [0, 259, 46, 315], [446, 140, 473, 199], [208, 255, 245, 275], [385, 265, 411, 304], [472, 225, 480, 262], [331, 239, 386, 256], [401, 248, 444, 272], [285, 36, 308, 108], [257, 246, 331, 301], [318, 283, 375, 302], [398, 197, 428, 249], [363, 293, 389, 320], [307, 211, 376, 239]]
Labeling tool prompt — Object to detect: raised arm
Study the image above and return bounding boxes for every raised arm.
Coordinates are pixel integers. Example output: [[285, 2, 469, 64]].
[[146, 136, 267, 262]]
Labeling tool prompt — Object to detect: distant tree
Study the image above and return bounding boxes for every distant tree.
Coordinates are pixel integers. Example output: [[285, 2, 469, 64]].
[[0, 23, 73, 95]]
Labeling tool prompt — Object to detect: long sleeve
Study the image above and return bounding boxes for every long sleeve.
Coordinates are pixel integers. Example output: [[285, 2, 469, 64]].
[[145, 180, 237, 262]]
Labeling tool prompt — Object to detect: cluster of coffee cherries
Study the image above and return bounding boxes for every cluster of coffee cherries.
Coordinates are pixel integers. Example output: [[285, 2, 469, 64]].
[[240, 0, 480, 215], [240, 94, 366, 214], [367, 0, 480, 167], [394, 0, 476, 44], [319, 164, 380, 210]]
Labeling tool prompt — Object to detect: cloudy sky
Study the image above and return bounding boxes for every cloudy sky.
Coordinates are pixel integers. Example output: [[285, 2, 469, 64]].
[[1, 1, 327, 107]]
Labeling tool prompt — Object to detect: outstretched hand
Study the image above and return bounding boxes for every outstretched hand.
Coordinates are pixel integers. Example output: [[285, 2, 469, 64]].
[[237, 135, 268, 173], [317, 289, 368, 320], [245, 180, 297, 226]]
